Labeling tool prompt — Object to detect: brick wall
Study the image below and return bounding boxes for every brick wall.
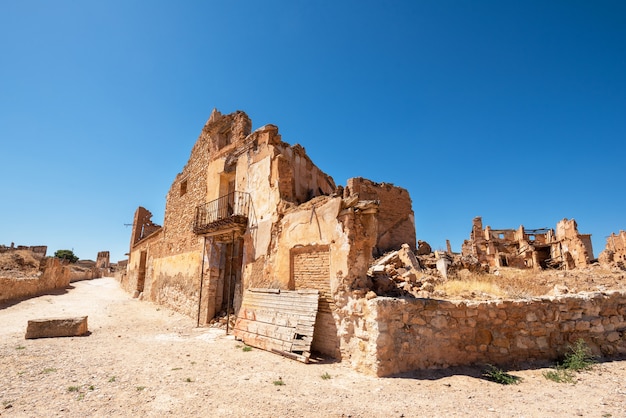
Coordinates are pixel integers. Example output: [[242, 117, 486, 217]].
[[291, 246, 340, 357], [345, 177, 415, 255]]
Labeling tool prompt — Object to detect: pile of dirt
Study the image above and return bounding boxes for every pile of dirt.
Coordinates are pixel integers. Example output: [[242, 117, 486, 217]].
[[0, 250, 42, 279]]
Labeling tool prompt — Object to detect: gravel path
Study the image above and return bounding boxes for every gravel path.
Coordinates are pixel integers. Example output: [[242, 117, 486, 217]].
[[1, 278, 625, 417]]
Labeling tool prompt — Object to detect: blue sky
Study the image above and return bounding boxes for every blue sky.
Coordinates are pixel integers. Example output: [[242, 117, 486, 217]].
[[1, 1, 624, 262]]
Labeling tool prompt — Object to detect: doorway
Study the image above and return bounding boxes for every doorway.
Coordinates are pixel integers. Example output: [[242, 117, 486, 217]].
[[137, 250, 147, 294]]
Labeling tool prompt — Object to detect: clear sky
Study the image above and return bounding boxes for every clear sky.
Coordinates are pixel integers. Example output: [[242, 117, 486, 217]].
[[1, 1, 624, 263]]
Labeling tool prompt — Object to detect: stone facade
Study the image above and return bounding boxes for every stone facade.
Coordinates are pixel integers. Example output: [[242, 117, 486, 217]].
[[343, 291, 626, 376], [461, 216, 593, 270]]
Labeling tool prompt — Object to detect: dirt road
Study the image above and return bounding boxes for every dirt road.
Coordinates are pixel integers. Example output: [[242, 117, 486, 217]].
[[1, 278, 625, 417]]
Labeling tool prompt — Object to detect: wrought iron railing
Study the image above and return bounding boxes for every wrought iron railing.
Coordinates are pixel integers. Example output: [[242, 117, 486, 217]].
[[193, 191, 252, 234]]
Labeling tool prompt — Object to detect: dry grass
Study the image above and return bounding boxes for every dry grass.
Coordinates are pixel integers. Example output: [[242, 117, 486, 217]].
[[438, 268, 557, 299], [437, 279, 507, 299]]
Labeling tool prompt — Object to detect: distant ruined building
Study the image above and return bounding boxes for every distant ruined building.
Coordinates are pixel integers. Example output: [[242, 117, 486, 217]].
[[461, 216, 594, 270]]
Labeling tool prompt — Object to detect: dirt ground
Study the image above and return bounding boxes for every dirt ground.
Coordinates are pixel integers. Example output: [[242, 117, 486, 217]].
[[1, 278, 625, 418]]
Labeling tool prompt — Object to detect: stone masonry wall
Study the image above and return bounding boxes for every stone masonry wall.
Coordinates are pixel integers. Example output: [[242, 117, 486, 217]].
[[351, 292, 626, 376]]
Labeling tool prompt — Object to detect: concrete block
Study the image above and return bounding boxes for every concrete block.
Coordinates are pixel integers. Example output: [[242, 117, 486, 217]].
[[25, 316, 89, 339]]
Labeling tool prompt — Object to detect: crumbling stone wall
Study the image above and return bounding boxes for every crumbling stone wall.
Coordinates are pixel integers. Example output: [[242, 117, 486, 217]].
[[554, 218, 594, 268], [345, 178, 415, 256], [600, 230, 626, 265], [0, 257, 70, 302], [345, 292, 626, 377], [0, 244, 47, 257], [96, 251, 110, 269]]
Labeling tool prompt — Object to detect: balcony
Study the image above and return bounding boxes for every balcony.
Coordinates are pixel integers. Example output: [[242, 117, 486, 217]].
[[193, 191, 252, 237]]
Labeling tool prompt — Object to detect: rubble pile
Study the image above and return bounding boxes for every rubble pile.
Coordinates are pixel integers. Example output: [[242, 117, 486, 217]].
[[367, 244, 442, 298], [364, 241, 492, 299]]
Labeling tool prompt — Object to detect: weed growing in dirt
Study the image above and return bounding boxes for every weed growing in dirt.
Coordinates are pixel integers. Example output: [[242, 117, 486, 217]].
[[483, 365, 521, 385], [543, 339, 596, 383], [543, 369, 574, 383], [171, 367, 182, 371], [136, 386, 146, 391], [15, 345, 25, 350], [41, 368, 56, 374], [88, 385, 95, 391], [67, 386, 80, 392], [273, 378, 285, 386], [108, 376, 116, 382], [242, 345, 252, 352], [185, 377, 193, 382], [321, 372, 332, 380], [562, 339, 596, 371]]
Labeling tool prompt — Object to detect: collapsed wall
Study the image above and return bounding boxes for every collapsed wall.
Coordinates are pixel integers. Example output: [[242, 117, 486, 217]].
[[599, 230, 626, 266], [344, 291, 626, 376]]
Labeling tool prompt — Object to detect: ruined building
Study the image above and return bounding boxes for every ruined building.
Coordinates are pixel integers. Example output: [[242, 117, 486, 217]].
[[122, 110, 626, 376], [461, 216, 594, 270], [599, 230, 626, 265], [123, 109, 415, 359]]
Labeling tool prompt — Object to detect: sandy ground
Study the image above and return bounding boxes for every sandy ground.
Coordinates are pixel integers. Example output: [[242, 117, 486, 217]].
[[1, 278, 625, 418]]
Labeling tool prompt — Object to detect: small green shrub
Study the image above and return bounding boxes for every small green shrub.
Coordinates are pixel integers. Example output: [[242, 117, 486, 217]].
[[562, 339, 596, 371], [67, 386, 80, 392], [543, 339, 596, 383], [42, 368, 56, 374], [136, 386, 145, 391], [483, 365, 521, 385], [108, 376, 116, 382], [321, 372, 331, 380], [88, 385, 95, 391], [273, 378, 285, 386], [15, 345, 25, 350], [185, 377, 193, 382], [242, 345, 252, 352]]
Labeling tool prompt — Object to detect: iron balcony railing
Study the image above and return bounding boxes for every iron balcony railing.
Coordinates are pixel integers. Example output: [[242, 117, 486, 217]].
[[193, 191, 252, 234]]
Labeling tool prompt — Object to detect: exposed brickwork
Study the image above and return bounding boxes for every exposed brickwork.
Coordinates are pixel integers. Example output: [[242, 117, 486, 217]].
[[345, 177, 415, 255], [291, 246, 339, 357]]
